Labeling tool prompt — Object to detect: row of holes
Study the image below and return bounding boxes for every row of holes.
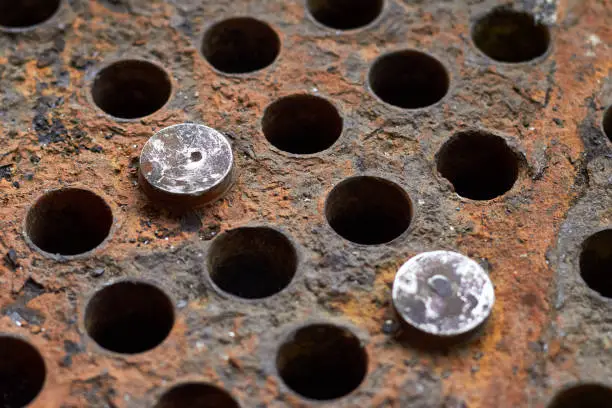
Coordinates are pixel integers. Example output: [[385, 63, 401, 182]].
[[25, 138, 517, 261], [23, 188, 612, 299], [89, 7, 555, 118], [3, 327, 612, 406], [90, 7, 554, 121], [95, 46, 612, 132], [1, 0, 551, 67], [88, 51, 447, 120], [0, 316, 367, 404], [87, 281, 368, 402], [93, 55, 612, 152]]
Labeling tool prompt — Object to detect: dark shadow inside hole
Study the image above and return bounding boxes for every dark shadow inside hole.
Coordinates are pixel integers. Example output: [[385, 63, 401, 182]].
[[307, 0, 384, 30], [208, 228, 297, 299], [155, 383, 240, 408], [0, 337, 46, 408], [91, 60, 172, 119], [25, 188, 113, 256], [436, 131, 520, 200], [602, 106, 612, 143], [325, 176, 412, 245], [369, 50, 449, 109], [580, 230, 612, 298], [471, 8, 551, 63], [547, 384, 612, 408], [201, 18, 280, 74], [85, 281, 174, 354], [0, 0, 61, 29], [277, 324, 368, 401], [262, 94, 343, 154]]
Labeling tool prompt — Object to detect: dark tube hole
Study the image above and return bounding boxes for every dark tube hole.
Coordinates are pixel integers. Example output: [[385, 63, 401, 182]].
[[208, 227, 297, 299], [369, 50, 449, 109], [325, 176, 413, 245], [276, 324, 368, 400], [602, 105, 612, 143], [547, 384, 612, 408], [262, 94, 343, 154], [307, 0, 384, 30], [580, 230, 612, 298], [25, 188, 113, 257], [201, 18, 280, 74], [0, 0, 61, 29], [91, 60, 172, 119], [0, 336, 46, 408], [84, 281, 175, 354], [155, 383, 240, 408], [471, 8, 551, 63], [436, 130, 520, 200]]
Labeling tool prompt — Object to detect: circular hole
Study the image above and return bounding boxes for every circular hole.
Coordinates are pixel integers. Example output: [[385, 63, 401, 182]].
[[201, 17, 280, 74], [262, 94, 343, 154], [190, 151, 203, 162], [155, 383, 240, 408], [368, 50, 450, 109], [276, 324, 368, 401], [471, 8, 551, 63], [0, 336, 46, 407], [0, 0, 61, 29], [436, 130, 520, 200], [84, 281, 174, 354], [548, 384, 612, 408], [208, 227, 297, 299], [579, 229, 612, 298], [325, 176, 413, 245], [307, 0, 384, 30], [602, 106, 612, 143], [25, 188, 113, 257], [91, 60, 172, 120]]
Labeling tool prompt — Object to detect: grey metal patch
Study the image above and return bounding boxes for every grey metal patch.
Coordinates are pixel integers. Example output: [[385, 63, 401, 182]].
[[392, 251, 495, 336], [139, 123, 234, 205]]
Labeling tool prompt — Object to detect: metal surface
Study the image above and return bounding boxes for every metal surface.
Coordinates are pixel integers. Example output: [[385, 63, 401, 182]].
[[139, 123, 235, 208], [392, 251, 495, 337], [0, 0, 610, 407]]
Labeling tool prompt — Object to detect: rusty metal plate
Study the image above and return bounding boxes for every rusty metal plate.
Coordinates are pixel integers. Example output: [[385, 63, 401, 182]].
[[0, 0, 611, 407]]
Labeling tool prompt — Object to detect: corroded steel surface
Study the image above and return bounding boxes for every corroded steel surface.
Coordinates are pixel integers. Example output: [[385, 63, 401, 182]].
[[0, 0, 610, 407]]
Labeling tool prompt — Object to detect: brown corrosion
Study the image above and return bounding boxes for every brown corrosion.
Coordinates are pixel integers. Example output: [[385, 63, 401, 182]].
[[0, 0, 610, 407]]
